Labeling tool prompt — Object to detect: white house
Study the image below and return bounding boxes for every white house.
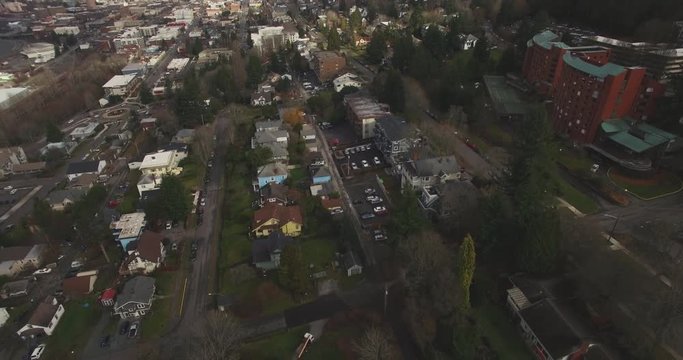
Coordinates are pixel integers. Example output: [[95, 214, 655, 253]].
[[136, 149, 187, 194], [68, 122, 99, 141], [0, 307, 9, 328], [111, 212, 146, 250], [20, 42, 55, 63], [102, 74, 137, 97], [53, 26, 80, 35], [459, 34, 479, 50], [120, 231, 166, 275], [0, 245, 45, 277], [0, 146, 27, 177], [333, 73, 363, 92], [343, 251, 363, 277], [17, 296, 65, 338]]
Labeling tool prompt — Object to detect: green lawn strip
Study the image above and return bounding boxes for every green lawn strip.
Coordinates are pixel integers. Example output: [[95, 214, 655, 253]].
[[241, 325, 308, 358], [474, 303, 533, 360], [44, 299, 100, 359], [556, 177, 599, 214], [141, 271, 177, 339], [117, 170, 142, 213], [221, 225, 251, 267], [609, 171, 682, 199], [556, 149, 594, 174], [288, 167, 307, 185], [222, 274, 295, 317], [299, 236, 336, 270], [178, 156, 205, 192]]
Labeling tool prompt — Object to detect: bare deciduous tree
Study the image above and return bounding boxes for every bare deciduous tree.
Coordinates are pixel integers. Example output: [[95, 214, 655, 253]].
[[191, 310, 242, 360], [353, 326, 401, 360]]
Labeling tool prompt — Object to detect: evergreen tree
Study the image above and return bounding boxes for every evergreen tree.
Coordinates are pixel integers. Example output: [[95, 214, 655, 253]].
[[366, 32, 386, 64], [381, 69, 405, 112], [473, 36, 490, 62], [423, 25, 447, 59], [246, 54, 263, 89], [139, 83, 154, 104], [45, 122, 63, 142], [157, 175, 190, 222], [456, 234, 476, 312], [391, 34, 415, 73], [327, 27, 341, 51]]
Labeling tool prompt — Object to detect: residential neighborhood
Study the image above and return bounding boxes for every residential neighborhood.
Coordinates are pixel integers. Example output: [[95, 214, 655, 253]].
[[0, 0, 681, 359]]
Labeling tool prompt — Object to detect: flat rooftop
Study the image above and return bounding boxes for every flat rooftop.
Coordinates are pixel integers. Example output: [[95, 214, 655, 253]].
[[140, 150, 174, 170], [102, 74, 136, 88], [111, 212, 146, 240]]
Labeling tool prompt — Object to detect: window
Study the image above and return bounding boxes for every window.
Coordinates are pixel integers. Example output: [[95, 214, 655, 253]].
[[137, 303, 145, 309]]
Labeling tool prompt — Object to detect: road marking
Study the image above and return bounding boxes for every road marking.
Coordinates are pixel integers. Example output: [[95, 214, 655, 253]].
[[179, 277, 188, 317], [0, 185, 42, 222]]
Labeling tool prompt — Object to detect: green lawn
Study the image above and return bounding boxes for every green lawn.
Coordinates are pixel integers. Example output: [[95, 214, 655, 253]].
[[474, 303, 532, 360], [117, 170, 141, 214], [299, 237, 336, 270], [609, 169, 682, 200], [178, 155, 205, 192], [556, 148, 594, 175], [221, 223, 251, 267], [241, 326, 308, 358], [224, 276, 296, 319], [556, 178, 600, 214], [288, 167, 307, 186], [44, 300, 100, 359], [141, 272, 177, 339]]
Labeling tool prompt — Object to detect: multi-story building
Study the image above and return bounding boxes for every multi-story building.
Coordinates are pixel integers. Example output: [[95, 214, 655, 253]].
[[20, 42, 55, 63], [312, 51, 346, 82], [374, 115, 413, 167], [583, 35, 683, 80], [102, 74, 138, 97], [136, 149, 187, 194], [53, 26, 80, 36], [0, 146, 27, 176], [523, 31, 664, 144], [111, 212, 146, 250], [344, 95, 390, 139], [250, 25, 299, 56]]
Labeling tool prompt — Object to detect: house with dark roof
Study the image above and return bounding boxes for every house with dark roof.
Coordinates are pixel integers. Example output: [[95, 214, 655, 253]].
[[0, 278, 31, 299], [420, 181, 479, 233], [120, 231, 166, 275], [16, 296, 65, 338], [252, 204, 303, 238], [63, 270, 98, 297], [65, 160, 106, 181], [114, 276, 156, 319], [46, 188, 86, 211], [0, 245, 45, 277], [252, 231, 294, 270], [321, 197, 343, 214], [172, 129, 195, 144], [401, 155, 465, 191], [251, 89, 273, 106], [342, 251, 362, 276], [374, 115, 413, 167], [259, 183, 301, 207]]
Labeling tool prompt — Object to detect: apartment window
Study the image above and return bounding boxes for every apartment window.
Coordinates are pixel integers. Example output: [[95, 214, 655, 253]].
[[137, 304, 145, 309]]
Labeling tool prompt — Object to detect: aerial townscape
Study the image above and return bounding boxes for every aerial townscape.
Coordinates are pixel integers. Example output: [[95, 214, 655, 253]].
[[0, 0, 681, 359]]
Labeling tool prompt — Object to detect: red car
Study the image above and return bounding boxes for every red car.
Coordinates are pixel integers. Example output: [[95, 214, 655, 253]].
[[107, 199, 120, 208]]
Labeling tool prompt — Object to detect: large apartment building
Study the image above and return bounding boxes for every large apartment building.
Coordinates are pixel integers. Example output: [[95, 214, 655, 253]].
[[312, 51, 346, 82]]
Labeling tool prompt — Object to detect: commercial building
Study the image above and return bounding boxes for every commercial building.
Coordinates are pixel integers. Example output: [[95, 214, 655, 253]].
[[583, 35, 683, 80], [0, 146, 27, 177], [0, 245, 44, 277], [68, 122, 98, 141], [374, 115, 413, 166], [250, 25, 299, 56], [167, 58, 190, 72], [312, 51, 346, 82], [53, 26, 80, 35], [523, 31, 663, 144], [136, 149, 187, 194], [65, 160, 106, 181], [20, 42, 55, 63], [333, 72, 362, 92], [111, 212, 146, 250], [0, 87, 28, 110], [344, 95, 390, 139], [121, 63, 146, 76], [102, 74, 137, 97]]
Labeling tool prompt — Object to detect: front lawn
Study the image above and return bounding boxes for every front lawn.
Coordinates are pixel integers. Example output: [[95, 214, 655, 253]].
[[556, 178, 600, 215], [117, 170, 141, 214], [225, 273, 296, 319], [608, 168, 682, 200], [44, 299, 100, 359], [241, 326, 308, 358], [474, 303, 533, 360], [178, 155, 205, 192], [299, 237, 336, 270], [141, 271, 177, 339], [221, 222, 251, 267]]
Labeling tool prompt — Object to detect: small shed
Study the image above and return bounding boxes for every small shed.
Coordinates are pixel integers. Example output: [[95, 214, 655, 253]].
[[343, 251, 362, 277]]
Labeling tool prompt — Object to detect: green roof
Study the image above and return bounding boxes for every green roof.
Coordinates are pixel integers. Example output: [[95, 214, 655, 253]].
[[562, 53, 625, 78], [601, 118, 677, 153], [532, 30, 561, 49], [483, 75, 527, 116]]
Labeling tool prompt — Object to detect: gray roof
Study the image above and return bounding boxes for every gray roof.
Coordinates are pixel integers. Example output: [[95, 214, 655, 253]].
[[252, 231, 293, 263], [313, 166, 331, 179], [437, 181, 479, 212], [261, 183, 290, 200], [115, 276, 155, 306], [254, 130, 289, 145], [174, 128, 195, 139], [46, 188, 86, 206], [255, 119, 282, 131], [518, 299, 585, 359], [66, 160, 101, 175], [301, 124, 316, 137], [409, 156, 460, 177], [263, 142, 289, 159], [343, 251, 361, 269], [1, 279, 30, 293], [376, 115, 411, 141], [0, 246, 33, 262], [258, 162, 288, 178]]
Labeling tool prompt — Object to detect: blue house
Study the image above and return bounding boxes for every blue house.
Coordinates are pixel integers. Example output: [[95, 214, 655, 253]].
[[256, 162, 289, 189], [312, 166, 332, 185], [110, 212, 146, 251]]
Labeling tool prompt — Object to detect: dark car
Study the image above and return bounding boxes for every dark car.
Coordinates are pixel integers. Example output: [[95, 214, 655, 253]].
[[100, 335, 111, 348], [128, 322, 139, 338], [119, 321, 130, 335], [360, 212, 376, 220]]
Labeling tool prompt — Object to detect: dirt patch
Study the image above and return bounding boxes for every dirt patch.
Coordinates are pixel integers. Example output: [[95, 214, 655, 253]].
[[611, 169, 669, 186]]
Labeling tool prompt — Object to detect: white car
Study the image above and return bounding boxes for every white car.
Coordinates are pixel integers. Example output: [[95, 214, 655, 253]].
[[70, 260, 83, 268], [31, 344, 46, 360], [361, 160, 369, 168], [351, 162, 358, 170], [3, 185, 11, 190], [200, 198, 206, 206], [373, 206, 387, 214], [366, 195, 383, 204], [10, 189, 17, 195], [33, 268, 52, 275], [373, 157, 381, 165]]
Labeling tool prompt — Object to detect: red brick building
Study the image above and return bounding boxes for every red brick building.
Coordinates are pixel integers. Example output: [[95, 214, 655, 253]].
[[522, 31, 664, 144]]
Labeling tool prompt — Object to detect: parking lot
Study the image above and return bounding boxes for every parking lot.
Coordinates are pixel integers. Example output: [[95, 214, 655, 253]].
[[334, 142, 387, 177]]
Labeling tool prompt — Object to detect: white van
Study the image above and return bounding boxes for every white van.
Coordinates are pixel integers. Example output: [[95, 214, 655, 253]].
[[31, 344, 46, 359]]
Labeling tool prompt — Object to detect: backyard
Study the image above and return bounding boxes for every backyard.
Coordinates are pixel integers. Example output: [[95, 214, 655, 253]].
[[44, 299, 100, 359]]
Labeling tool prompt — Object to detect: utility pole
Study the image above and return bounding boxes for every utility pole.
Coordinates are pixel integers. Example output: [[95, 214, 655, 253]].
[[383, 282, 388, 317]]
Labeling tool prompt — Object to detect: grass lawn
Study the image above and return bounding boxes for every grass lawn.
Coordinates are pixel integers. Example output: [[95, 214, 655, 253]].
[[241, 326, 308, 358], [474, 303, 532, 360], [556, 147, 594, 174], [117, 170, 141, 214], [288, 167, 307, 186], [44, 299, 100, 359], [141, 271, 177, 339], [227, 276, 296, 319], [178, 155, 205, 192], [556, 178, 600, 214], [299, 237, 336, 270], [609, 169, 682, 200], [221, 223, 251, 267]]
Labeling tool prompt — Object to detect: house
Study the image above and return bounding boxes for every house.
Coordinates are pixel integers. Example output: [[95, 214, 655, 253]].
[[344, 95, 390, 139], [120, 231, 166, 275], [343, 251, 362, 276], [255, 119, 283, 132], [256, 162, 289, 189], [172, 129, 195, 144], [0, 307, 9, 328], [11, 162, 46, 176], [419, 181, 479, 233], [0, 146, 27, 177], [40, 141, 77, 159], [252, 204, 303, 237], [251, 89, 273, 106], [99, 288, 116, 306], [110, 212, 146, 250], [312, 51, 346, 82], [62, 270, 98, 297], [114, 276, 156, 319], [136, 149, 187, 194], [102, 74, 137, 97], [0, 279, 31, 299], [252, 231, 294, 270], [309, 182, 335, 197], [65, 160, 106, 181], [16, 296, 65, 338], [301, 124, 316, 141], [0, 245, 45, 277], [374, 115, 413, 167], [68, 122, 99, 141], [140, 117, 157, 131], [401, 155, 464, 191], [321, 197, 343, 214], [67, 173, 98, 190], [252, 129, 289, 149], [45, 188, 86, 211], [311, 166, 332, 184], [458, 33, 478, 50], [259, 183, 301, 206], [333, 72, 363, 92]]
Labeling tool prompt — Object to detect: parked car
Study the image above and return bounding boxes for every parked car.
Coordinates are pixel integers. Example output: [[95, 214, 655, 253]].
[[361, 160, 369, 168], [165, 221, 172, 230], [364, 188, 376, 195], [366, 195, 383, 204], [360, 212, 376, 220], [352, 199, 363, 205], [10, 189, 17, 195], [373, 206, 388, 215], [373, 233, 387, 241], [128, 322, 139, 338], [351, 162, 358, 170], [3, 185, 12, 190], [373, 157, 381, 165], [30, 344, 46, 360], [330, 208, 344, 215], [119, 321, 130, 335], [99, 335, 111, 348], [70, 260, 83, 269], [33, 268, 52, 275], [200, 197, 206, 206]]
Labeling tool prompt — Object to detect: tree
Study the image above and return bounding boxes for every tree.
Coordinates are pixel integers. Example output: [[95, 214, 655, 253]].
[[408, 8, 424, 35], [456, 234, 476, 312], [496, 46, 517, 75], [191, 311, 242, 360], [157, 175, 190, 222], [140, 83, 154, 104], [473, 36, 489, 63], [279, 244, 310, 296], [269, 52, 287, 74], [66, 34, 77, 47], [246, 54, 263, 89], [353, 327, 399, 360], [192, 38, 203, 56], [349, 9, 363, 32], [423, 25, 447, 59], [391, 34, 415, 72], [366, 32, 386, 64], [275, 78, 292, 92], [378, 69, 405, 113], [246, 146, 273, 169], [388, 192, 426, 240], [327, 27, 341, 51], [45, 121, 63, 142]]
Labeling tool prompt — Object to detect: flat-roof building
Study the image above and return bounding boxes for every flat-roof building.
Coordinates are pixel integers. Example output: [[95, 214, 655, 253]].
[[111, 212, 146, 250], [102, 74, 137, 97], [344, 95, 390, 139]]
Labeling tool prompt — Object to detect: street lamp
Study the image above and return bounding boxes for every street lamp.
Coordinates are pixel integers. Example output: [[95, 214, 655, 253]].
[[604, 214, 620, 241]]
